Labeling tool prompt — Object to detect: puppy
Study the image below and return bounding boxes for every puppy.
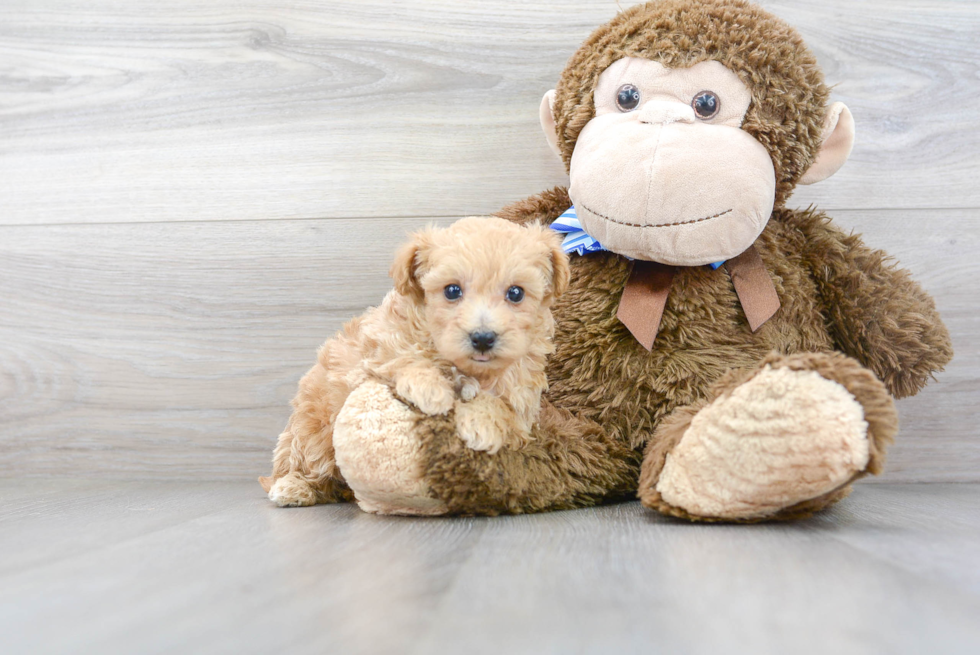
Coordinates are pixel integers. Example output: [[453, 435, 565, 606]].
[[259, 216, 570, 507]]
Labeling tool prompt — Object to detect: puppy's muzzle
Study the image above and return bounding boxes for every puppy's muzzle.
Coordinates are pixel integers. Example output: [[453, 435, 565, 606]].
[[469, 330, 497, 354]]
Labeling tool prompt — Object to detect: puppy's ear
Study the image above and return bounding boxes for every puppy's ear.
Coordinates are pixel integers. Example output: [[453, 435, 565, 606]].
[[535, 223, 571, 302], [390, 229, 432, 301], [549, 240, 571, 301]]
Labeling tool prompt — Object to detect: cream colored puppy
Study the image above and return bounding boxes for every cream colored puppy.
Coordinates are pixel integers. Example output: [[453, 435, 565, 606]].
[[260, 216, 570, 507]]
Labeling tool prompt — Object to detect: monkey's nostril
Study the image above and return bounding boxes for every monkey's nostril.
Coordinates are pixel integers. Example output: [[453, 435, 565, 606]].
[[469, 331, 496, 353]]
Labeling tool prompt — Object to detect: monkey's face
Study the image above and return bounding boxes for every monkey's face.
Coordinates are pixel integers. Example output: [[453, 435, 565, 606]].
[[568, 58, 775, 266], [539, 2, 855, 268]]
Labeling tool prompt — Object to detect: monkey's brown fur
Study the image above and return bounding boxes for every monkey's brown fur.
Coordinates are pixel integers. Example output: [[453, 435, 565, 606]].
[[411, 182, 949, 517], [321, 0, 953, 520]]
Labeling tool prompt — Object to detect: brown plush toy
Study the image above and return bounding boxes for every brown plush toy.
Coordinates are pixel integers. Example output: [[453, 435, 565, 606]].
[[306, 0, 953, 521]]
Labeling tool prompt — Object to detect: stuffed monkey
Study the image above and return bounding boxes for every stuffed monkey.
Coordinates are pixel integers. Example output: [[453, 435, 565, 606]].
[[294, 0, 953, 521]]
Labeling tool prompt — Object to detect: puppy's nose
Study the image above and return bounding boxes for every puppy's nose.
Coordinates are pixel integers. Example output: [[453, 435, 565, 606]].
[[469, 331, 496, 353]]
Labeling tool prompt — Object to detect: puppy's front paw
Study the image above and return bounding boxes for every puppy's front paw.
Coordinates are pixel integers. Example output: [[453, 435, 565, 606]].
[[455, 395, 511, 454], [458, 376, 481, 402], [396, 369, 455, 416]]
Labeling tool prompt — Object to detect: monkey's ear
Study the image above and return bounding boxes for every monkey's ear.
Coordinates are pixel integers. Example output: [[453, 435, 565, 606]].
[[390, 230, 432, 301], [539, 90, 562, 160], [800, 102, 855, 185]]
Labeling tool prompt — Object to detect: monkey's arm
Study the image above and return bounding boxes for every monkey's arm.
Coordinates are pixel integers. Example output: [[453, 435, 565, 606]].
[[494, 186, 572, 226], [419, 398, 641, 514], [794, 209, 953, 398]]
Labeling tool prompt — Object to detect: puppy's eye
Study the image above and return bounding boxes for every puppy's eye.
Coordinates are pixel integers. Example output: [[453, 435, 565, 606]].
[[692, 91, 720, 119], [506, 286, 525, 303], [616, 84, 641, 112], [444, 284, 462, 301]]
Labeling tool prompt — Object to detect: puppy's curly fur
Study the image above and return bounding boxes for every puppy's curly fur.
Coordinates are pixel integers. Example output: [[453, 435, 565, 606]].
[[259, 216, 570, 507]]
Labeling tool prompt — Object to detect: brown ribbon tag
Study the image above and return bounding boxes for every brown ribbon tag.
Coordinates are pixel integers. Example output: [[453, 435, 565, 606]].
[[615, 245, 780, 349], [616, 260, 675, 351], [724, 245, 781, 332]]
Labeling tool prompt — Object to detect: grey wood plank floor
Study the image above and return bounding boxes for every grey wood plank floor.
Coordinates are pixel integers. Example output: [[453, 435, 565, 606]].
[[2, 480, 979, 655]]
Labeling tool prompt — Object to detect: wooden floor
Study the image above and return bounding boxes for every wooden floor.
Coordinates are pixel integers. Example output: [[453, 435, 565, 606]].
[[2, 480, 979, 654]]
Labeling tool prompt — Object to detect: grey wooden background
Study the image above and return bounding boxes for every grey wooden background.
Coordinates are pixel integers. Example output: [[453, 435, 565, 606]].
[[1, 0, 977, 482]]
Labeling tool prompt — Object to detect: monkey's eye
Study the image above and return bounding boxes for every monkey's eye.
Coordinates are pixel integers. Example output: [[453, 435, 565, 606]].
[[444, 284, 462, 301], [506, 286, 525, 303], [692, 91, 720, 119], [616, 84, 641, 112]]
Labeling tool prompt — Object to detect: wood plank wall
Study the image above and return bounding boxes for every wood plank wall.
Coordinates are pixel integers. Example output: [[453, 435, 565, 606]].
[[1, 1, 977, 482]]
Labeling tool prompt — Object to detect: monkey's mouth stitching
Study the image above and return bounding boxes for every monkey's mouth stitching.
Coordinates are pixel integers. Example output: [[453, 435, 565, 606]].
[[580, 203, 734, 228]]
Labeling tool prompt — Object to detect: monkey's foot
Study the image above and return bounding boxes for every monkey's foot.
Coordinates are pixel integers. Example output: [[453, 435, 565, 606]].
[[638, 352, 897, 522], [333, 381, 449, 516]]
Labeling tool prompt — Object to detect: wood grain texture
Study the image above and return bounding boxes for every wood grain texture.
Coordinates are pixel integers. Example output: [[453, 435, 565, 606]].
[[2, 480, 979, 654], [0, 0, 978, 225], [0, 209, 975, 482]]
